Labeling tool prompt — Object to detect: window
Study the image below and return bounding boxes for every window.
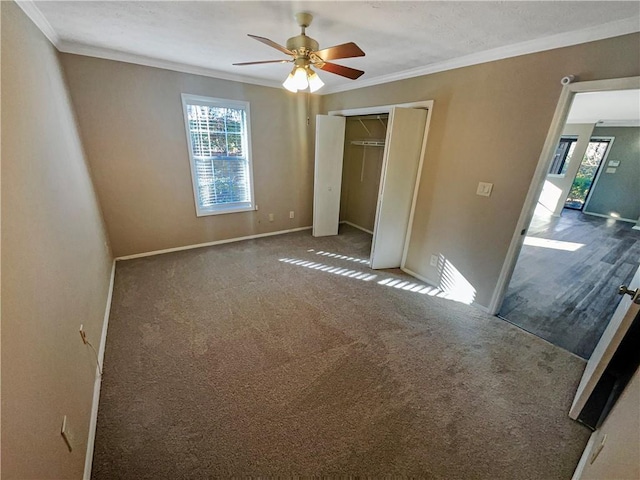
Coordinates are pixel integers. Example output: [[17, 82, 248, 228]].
[[181, 94, 254, 216], [548, 136, 578, 176]]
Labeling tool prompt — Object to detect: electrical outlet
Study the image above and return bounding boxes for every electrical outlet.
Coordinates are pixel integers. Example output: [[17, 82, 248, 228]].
[[430, 254, 439, 267], [289, 211, 295, 219], [476, 182, 493, 197], [61, 416, 73, 452], [268, 213, 274, 222]]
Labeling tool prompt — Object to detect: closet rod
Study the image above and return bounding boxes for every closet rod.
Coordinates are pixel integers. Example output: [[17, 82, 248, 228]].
[[350, 139, 385, 147]]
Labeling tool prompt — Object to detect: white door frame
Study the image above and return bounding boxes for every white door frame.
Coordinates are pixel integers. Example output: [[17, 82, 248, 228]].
[[488, 76, 640, 315], [328, 100, 434, 266]]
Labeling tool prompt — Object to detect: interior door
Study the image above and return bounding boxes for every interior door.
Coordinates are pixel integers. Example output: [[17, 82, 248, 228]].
[[313, 115, 346, 237], [570, 265, 640, 419], [370, 107, 427, 269]]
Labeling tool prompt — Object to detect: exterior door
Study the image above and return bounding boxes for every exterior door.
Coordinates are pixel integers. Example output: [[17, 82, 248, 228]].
[[370, 107, 427, 269], [564, 137, 611, 210], [570, 265, 640, 419], [313, 115, 346, 237]]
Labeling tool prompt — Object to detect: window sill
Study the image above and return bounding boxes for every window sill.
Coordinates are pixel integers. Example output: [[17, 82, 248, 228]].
[[195, 204, 256, 217]]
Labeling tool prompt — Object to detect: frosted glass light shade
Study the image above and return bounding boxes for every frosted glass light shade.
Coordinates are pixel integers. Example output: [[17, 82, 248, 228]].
[[283, 66, 324, 93], [292, 67, 309, 90], [308, 70, 324, 93], [282, 73, 298, 92]]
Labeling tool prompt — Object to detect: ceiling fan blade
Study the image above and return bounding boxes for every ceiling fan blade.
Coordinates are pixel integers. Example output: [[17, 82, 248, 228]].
[[316, 61, 364, 80], [247, 34, 293, 56], [233, 60, 292, 66], [314, 42, 365, 61]]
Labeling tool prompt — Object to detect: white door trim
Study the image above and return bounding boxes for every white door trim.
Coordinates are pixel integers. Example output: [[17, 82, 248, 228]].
[[488, 76, 640, 315], [328, 100, 433, 118]]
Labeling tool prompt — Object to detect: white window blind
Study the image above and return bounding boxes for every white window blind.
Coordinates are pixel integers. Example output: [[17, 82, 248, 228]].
[[181, 94, 254, 216]]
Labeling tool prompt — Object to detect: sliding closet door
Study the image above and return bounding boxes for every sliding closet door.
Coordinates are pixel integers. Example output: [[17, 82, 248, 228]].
[[370, 107, 427, 269], [313, 115, 346, 237]]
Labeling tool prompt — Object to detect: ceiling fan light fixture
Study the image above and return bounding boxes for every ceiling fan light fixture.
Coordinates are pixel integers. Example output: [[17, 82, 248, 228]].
[[237, 13, 365, 92], [292, 66, 309, 90], [307, 68, 324, 93], [282, 72, 298, 92]]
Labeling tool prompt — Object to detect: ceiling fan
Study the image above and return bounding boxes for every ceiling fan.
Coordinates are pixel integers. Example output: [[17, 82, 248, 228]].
[[233, 12, 365, 93]]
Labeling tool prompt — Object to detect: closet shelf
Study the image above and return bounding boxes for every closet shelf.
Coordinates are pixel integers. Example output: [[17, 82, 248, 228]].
[[350, 139, 386, 147]]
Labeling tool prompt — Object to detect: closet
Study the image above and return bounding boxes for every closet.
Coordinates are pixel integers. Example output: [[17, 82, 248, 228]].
[[341, 115, 387, 235], [313, 106, 429, 269]]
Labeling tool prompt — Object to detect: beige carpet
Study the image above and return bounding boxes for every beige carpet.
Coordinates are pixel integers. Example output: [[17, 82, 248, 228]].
[[92, 225, 590, 478]]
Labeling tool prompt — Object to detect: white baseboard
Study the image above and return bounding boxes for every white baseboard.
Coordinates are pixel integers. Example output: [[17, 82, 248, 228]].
[[401, 266, 439, 289], [472, 301, 492, 313], [582, 210, 636, 224], [401, 266, 491, 313], [339, 220, 373, 235], [84, 260, 116, 480], [115, 226, 312, 261]]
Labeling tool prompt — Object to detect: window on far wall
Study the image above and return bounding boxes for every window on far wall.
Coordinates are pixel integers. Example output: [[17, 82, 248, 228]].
[[548, 136, 578, 176], [181, 94, 254, 216]]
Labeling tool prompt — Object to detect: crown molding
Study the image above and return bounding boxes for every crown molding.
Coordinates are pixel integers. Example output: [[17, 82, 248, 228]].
[[320, 16, 640, 95], [56, 41, 284, 90], [15, 0, 59, 45], [15, 0, 640, 97]]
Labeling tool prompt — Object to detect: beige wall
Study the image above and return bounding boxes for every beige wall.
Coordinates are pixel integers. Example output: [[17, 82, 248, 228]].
[[340, 116, 387, 231], [1, 3, 113, 479], [60, 54, 320, 257], [323, 33, 640, 308]]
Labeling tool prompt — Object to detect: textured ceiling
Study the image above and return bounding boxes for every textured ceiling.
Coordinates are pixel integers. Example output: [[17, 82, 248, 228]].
[[30, 1, 640, 93]]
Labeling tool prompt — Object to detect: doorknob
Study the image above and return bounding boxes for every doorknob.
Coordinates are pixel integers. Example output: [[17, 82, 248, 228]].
[[618, 285, 640, 304]]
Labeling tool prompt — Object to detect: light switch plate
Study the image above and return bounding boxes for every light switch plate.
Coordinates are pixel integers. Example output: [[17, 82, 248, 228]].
[[477, 182, 493, 197]]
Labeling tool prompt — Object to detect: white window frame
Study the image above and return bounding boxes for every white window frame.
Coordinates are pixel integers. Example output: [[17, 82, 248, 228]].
[[181, 93, 255, 216]]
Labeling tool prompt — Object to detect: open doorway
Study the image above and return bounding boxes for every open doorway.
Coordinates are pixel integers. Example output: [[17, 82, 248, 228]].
[[497, 86, 640, 359]]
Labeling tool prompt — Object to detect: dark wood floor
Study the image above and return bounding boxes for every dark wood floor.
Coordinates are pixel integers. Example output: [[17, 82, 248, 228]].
[[500, 208, 640, 359]]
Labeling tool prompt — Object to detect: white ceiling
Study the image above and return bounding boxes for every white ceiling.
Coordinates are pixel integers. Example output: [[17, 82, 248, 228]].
[[568, 90, 640, 125], [23, 1, 640, 94]]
